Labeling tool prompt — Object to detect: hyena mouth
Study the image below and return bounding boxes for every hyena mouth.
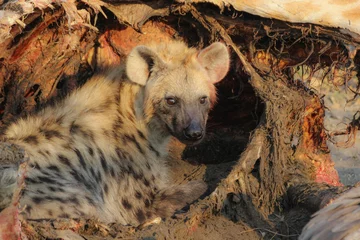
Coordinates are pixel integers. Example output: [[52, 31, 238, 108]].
[[177, 130, 205, 146], [183, 129, 203, 141], [166, 120, 206, 145], [182, 122, 205, 145]]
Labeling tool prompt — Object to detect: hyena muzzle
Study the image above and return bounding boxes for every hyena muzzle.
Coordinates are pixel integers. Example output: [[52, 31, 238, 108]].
[[0, 41, 230, 226]]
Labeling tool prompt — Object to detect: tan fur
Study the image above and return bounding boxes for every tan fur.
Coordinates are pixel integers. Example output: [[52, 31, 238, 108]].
[[1, 41, 230, 226]]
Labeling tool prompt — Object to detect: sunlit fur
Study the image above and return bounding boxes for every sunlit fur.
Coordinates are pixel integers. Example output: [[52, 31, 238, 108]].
[[1, 41, 230, 226]]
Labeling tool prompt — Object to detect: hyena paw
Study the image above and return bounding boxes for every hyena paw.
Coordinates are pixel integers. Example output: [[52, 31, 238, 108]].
[[152, 180, 208, 218]]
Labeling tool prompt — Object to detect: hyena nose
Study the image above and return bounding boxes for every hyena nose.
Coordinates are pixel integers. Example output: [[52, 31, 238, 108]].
[[184, 125, 203, 140]]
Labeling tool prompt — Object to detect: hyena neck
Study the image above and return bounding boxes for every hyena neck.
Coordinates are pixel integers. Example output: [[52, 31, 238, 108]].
[[146, 116, 172, 149], [118, 80, 171, 151]]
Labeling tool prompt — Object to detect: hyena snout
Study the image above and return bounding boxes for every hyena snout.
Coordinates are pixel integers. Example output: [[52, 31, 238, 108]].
[[183, 121, 204, 141]]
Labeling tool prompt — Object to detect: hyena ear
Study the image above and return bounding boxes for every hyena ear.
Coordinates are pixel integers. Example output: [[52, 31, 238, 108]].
[[197, 42, 230, 84], [126, 46, 165, 86]]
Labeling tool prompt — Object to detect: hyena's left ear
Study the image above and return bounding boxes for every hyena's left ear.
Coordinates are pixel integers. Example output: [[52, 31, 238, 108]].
[[197, 42, 230, 84], [126, 46, 165, 86]]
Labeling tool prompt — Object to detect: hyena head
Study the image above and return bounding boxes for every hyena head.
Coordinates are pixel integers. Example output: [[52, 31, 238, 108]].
[[126, 41, 230, 145]]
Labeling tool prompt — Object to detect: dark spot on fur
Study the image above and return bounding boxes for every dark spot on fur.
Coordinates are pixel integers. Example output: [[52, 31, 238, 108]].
[[143, 178, 150, 187], [149, 144, 160, 157], [45, 150, 50, 155], [124, 134, 144, 154], [38, 150, 47, 157], [137, 129, 146, 140], [145, 162, 151, 170], [59, 213, 70, 218], [29, 162, 41, 170], [26, 178, 40, 184], [62, 143, 71, 150], [134, 140, 144, 155], [58, 154, 71, 167], [160, 193, 167, 201], [70, 170, 82, 182], [99, 149, 108, 174], [104, 183, 109, 195], [96, 171, 102, 183], [48, 210, 53, 216], [115, 147, 125, 159], [37, 190, 45, 194], [126, 164, 134, 175], [56, 115, 64, 124], [144, 199, 151, 208], [122, 199, 132, 209], [146, 211, 152, 218], [47, 196, 67, 203], [136, 209, 145, 223], [127, 111, 135, 123], [135, 191, 142, 199], [83, 130, 95, 142], [133, 170, 144, 180], [151, 175, 155, 181], [35, 162, 41, 169], [48, 186, 56, 192], [70, 170, 94, 192], [88, 146, 94, 156], [109, 167, 115, 177], [23, 135, 39, 145], [86, 196, 95, 206], [90, 167, 96, 176], [113, 118, 123, 131], [102, 128, 110, 137], [38, 176, 57, 185], [69, 196, 80, 205], [25, 205, 32, 214], [100, 190, 104, 201], [47, 165, 60, 172], [42, 129, 62, 140], [32, 197, 44, 204], [71, 123, 94, 141], [70, 122, 81, 134], [128, 155, 135, 162], [74, 148, 87, 169]]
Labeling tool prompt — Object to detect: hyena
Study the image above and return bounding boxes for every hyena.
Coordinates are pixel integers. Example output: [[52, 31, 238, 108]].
[[0, 41, 230, 226]]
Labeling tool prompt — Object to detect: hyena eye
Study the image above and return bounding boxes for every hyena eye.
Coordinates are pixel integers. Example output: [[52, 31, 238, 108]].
[[199, 97, 207, 104], [166, 97, 177, 106]]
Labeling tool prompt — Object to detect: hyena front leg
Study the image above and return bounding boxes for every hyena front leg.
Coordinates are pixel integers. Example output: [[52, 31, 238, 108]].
[[152, 180, 207, 219]]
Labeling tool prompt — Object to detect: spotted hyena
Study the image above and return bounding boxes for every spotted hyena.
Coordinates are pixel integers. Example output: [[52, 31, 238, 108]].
[[0, 41, 230, 226]]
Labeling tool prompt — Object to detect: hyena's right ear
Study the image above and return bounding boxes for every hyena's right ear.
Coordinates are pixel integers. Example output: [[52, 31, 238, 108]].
[[197, 42, 230, 84], [126, 46, 165, 86]]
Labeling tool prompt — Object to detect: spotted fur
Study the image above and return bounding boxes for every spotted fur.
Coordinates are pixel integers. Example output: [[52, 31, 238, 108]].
[[1, 41, 230, 226]]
